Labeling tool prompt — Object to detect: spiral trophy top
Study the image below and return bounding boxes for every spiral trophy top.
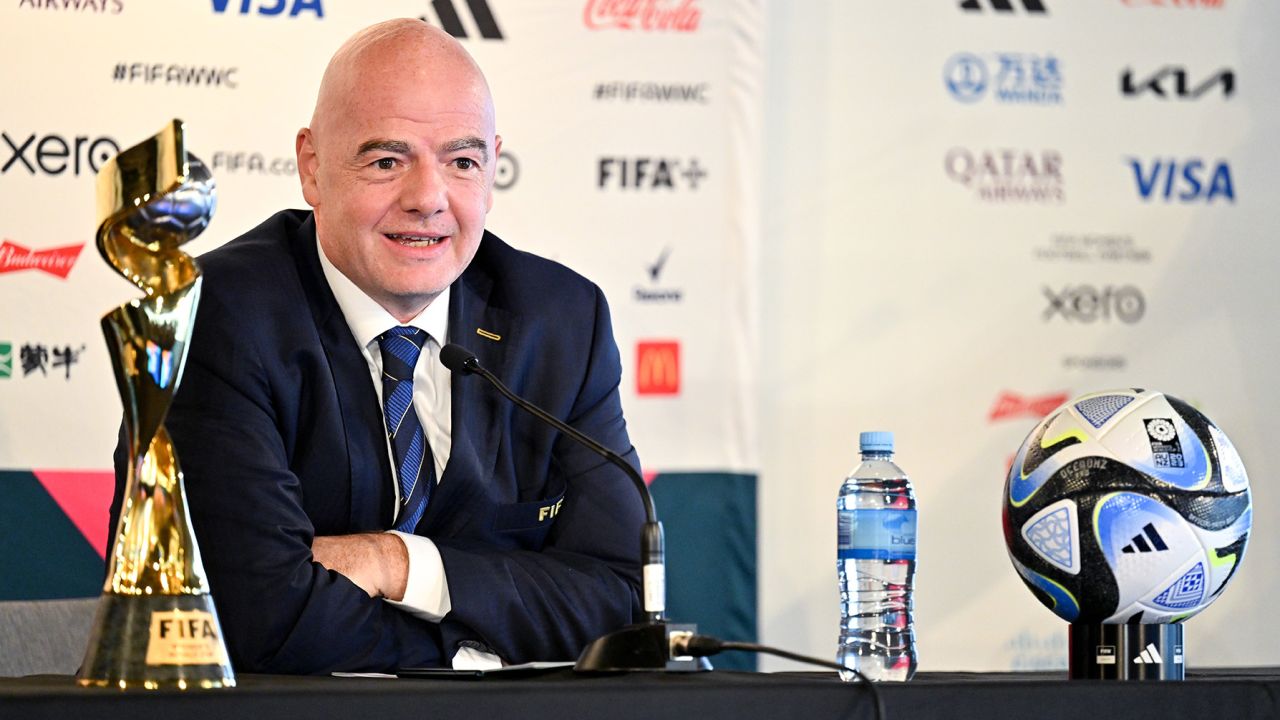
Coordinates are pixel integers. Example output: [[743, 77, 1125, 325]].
[[95, 119, 216, 297]]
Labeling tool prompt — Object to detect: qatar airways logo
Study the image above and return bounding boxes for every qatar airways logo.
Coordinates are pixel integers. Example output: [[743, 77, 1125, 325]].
[[584, 0, 701, 32], [0, 240, 85, 279]]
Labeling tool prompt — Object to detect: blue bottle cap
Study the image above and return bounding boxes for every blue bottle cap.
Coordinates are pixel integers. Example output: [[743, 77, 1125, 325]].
[[859, 431, 894, 453]]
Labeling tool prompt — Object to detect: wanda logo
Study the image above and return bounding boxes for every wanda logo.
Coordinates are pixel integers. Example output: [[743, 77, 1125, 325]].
[[0, 240, 84, 279], [584, 0, 701, 31], [989, 391, 1069, 422]]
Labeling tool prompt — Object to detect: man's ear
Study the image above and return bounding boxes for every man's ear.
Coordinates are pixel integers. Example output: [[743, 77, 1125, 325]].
[[486, 134, 503, 212], [296, 128, 321, 208]]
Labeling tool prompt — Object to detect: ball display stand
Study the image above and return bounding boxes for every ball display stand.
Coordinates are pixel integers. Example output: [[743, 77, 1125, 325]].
[[1068, 623, 1184, 681]]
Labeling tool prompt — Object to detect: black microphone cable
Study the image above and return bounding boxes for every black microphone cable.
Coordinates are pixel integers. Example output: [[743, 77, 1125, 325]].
[[442, 341, 893, 703], [672, 634, 886, 720], [440, 342, 667, 625]]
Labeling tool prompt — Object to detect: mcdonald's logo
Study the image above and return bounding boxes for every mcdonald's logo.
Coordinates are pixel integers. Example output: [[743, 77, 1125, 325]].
[[636, 341, 680, 396]]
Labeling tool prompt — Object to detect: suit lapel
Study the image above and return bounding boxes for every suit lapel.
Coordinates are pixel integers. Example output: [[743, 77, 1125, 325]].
[[423, 233, 518, 533], [291, 216, 394, 530]]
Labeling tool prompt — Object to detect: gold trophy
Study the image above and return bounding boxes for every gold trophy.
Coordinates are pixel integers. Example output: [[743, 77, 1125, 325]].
[[77, 120, 234, 690]]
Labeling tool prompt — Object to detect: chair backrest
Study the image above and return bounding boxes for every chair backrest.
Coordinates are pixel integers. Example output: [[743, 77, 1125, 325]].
[[0, 597, 98, 676]]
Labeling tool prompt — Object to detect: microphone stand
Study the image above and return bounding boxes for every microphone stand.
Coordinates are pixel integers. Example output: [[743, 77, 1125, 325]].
[[440, 344, 704, 672]]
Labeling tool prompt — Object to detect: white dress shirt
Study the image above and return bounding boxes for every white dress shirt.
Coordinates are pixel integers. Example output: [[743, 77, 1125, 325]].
[[317, 239, 497, 669]]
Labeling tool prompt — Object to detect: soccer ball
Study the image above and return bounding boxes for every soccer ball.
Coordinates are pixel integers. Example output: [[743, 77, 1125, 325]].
[[1002, 389, 1252, 624], [124, 152, 217, 247]]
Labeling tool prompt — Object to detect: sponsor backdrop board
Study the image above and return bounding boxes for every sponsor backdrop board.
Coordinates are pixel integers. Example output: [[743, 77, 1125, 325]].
[[0, 0, 762, 669], [3, 0, 1278, 675], [760, 1, 1279, 671]]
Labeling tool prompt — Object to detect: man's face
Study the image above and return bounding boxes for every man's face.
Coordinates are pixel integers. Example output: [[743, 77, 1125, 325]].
[[298, 51, 501, 321]]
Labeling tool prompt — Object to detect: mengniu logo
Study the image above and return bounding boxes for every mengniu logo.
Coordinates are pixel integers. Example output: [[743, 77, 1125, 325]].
[[2, 131, 119, 177], [421, 0, 503, 39], [989, 391, 1069, 422], [960, 0, 1047, 13], [1122, 67, 1234, 100], [636, 341, 680, 396], [944, 53, 1062, 104], [211, 0, 323, 17], [0, 240, 84, 279], [598, 157, 706, 190], [0, 342, 86, 380], [584, 0, 701, 32], [1128, 158, 1234, 203], [17, 0, 122, 12]]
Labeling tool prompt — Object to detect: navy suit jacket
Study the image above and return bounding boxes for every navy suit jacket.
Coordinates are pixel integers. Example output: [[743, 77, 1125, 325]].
[[108, 209, 645, 674]]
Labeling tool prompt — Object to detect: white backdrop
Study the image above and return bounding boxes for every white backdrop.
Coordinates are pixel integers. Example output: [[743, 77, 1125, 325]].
[[759, 0, 1280, 671]]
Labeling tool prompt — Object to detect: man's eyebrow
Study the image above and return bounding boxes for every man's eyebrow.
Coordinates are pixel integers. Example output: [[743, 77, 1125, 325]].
[[441, 136, 489, 162], [355, 139, 411, 156]]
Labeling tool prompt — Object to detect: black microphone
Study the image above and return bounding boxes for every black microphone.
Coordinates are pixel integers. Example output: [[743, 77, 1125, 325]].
[[439, 343, 702, 672]]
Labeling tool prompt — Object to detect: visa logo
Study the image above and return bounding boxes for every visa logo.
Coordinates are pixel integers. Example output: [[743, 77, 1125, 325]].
[[211, 0, 323, 17], [1128, 158, 1234, 203]]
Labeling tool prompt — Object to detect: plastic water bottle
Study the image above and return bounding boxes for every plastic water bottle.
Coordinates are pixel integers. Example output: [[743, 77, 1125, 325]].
[[837, 431, 918, 682]]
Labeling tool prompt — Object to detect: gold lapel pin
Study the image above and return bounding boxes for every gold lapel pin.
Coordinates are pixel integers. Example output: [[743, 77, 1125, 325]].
[[476, 328, 502, 342]]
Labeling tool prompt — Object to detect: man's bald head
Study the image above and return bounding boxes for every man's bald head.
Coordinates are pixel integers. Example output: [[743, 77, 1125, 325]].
[[310, 19, 495, 139], [295, 18, 503, 322]]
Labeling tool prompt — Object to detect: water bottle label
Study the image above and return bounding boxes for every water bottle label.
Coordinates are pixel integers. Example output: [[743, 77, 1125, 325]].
[[838, 508, 917, 560]]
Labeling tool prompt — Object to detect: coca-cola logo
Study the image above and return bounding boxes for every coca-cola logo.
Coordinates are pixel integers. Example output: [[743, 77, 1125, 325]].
[[989, 391, 1069, 422], [0, 240, 85, 279], [584, 0, 701, 31]]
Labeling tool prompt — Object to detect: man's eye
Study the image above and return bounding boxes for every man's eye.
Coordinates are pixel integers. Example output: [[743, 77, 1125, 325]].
[[376, 158, 397, 170], [454, 158, 475, 171]]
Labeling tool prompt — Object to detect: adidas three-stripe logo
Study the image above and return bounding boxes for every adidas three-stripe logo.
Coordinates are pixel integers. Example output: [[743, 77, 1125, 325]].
[[960, 0, 1048, 13], [421, 0, 504, 39], [1121, 523, 1169, 554], [1133, 643, 1163, 664]]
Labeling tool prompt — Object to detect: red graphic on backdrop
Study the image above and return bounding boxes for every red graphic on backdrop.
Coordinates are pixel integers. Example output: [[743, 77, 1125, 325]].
[[0, 240, 84, 279], [584, 0, 701, 31], [636, 341, 680, 395], [1121, 0, 1222, 7], [33, 470, 115, 559], [989, 391, 1069, 422]]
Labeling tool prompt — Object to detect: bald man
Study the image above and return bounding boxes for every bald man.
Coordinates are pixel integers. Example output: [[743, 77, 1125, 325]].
[[107, 19, 645, 674]]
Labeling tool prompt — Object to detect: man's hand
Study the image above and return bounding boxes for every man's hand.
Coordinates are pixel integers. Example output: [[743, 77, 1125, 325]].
[[312, 533, 409, 601]]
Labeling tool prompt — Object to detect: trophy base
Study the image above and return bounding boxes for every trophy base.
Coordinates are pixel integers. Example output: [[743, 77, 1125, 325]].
[[1068, 623, 1184, 681], [77, 591, 236, 690]]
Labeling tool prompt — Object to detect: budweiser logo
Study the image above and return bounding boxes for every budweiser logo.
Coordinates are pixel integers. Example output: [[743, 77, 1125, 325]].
[[989, 391, 1069, 422], [0, 240, 85, 279], [584, 0, 701, 31]]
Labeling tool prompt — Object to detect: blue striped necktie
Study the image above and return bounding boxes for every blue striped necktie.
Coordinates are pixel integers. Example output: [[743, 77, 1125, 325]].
[[377, 327, 434, 533]]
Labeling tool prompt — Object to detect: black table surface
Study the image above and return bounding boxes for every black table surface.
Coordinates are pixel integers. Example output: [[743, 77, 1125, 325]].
[[2, 667, 1278, 720]]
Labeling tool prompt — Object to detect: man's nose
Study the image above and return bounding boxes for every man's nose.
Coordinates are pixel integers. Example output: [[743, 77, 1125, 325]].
[[400, 162, 448, 216]]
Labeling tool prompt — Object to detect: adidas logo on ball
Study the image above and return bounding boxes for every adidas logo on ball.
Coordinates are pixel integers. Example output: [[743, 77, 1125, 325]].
[[1121, 523, 1169, 554]]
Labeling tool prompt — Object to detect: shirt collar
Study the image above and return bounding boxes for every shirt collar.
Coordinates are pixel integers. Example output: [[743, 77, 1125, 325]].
[[316, 235, 450, 349]]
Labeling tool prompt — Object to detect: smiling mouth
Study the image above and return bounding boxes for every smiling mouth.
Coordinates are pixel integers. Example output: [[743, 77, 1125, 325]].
[[385, 233, 445, 247]]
